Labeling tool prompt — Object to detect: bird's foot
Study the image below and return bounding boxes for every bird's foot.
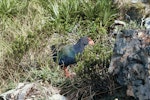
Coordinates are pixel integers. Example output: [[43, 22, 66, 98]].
[[63, 67, 76, 78], [65, 72, 76, 78]]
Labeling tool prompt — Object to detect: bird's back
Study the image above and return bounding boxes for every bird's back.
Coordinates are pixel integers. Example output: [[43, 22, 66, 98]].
[[58, 45, 76, 66]]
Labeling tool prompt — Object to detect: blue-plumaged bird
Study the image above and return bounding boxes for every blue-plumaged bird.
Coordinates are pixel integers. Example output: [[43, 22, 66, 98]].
[[51, 36, 94, 78]]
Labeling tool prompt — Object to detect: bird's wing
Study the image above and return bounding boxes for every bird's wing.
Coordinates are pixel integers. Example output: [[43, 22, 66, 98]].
[[58, 45, 75, 59]]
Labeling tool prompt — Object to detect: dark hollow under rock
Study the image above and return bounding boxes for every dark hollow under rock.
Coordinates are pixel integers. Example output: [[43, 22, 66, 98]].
[[108, 29, 150, 100]]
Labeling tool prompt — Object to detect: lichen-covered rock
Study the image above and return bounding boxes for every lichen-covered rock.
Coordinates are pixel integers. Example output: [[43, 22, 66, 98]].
[[109, 29, 150, 100], [50, 94, 67, 100], [0, 82, 67, 100], [145, 17, 150, 29]]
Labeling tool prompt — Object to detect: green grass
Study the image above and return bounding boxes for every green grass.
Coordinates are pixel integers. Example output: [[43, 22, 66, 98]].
[[0, 0, 119, 98]]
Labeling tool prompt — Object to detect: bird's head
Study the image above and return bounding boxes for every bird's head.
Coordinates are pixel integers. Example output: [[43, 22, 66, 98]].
[[87, 37, 94, 45], [79, 36, 94, 46]]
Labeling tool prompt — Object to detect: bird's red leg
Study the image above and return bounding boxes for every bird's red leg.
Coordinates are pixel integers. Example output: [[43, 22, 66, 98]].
[[63, 67, 71, 78]]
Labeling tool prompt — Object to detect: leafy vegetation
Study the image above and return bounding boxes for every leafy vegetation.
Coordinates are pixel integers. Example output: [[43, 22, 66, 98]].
[[0, 0, 122, 99]]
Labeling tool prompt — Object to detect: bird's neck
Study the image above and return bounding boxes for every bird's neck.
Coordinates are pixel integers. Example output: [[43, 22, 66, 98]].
[[73, 42, 86, 54]]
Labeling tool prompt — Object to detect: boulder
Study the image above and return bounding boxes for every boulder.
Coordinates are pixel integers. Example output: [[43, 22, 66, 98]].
[[109, 29, 150, 100], [0, 82, 67, 100]]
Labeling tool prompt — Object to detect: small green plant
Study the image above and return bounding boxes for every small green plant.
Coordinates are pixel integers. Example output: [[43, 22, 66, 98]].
[[0, 0, 28, 24], [81, 0, 117, 27], [0, 0, 18, 17], [25, 65, 66, 86], [11, 32, 37, 61], [11, 36, 29, 61], [40, 0, 117, 32]]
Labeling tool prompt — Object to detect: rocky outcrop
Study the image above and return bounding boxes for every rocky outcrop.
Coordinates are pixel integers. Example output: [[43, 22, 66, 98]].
[[0, 82, 67, 100], [108, 29, 150, 100]]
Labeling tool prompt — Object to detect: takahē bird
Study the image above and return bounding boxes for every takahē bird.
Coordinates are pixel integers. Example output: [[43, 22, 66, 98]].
[[51, 36, 94, 78]]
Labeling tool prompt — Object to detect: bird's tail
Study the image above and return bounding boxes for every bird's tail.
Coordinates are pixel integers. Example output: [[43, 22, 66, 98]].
[[51, 45, 57, 62]]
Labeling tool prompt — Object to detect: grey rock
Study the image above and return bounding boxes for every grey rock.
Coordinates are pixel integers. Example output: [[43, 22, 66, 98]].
[[109, 29, 150, 100], [145, 17, 150, 29]]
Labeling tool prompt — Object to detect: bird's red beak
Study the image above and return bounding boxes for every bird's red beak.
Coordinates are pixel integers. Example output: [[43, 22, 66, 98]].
[[88, 37, 94, 45]]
